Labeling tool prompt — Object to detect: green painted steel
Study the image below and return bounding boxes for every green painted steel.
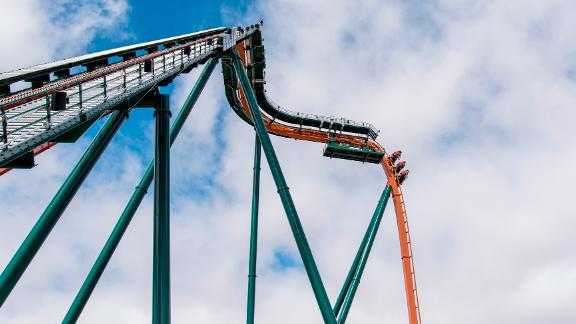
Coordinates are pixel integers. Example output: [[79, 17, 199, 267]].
[[323, 140, 384, 164], [53, 119, 96, 143], [232, 52, 337, 324], [152, 94, 172, 324], [247, 135, 261, 324], [337, 185, 391, 324], [62, 58, 218, 323], [333, 226, 369, 315], [0, 110, 127, 307], [333, 184, 391, 316]]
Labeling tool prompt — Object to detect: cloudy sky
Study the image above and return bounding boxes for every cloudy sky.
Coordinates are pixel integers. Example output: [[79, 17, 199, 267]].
[[1, 0, 575, 323]]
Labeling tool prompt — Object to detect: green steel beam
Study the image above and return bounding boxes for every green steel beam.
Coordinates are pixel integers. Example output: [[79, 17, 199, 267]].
[[333, 184, 391, 316], [333, 226, 368, 316], [152, 94, 171, 324], [0, 110, 127, 307], [337, 185, 391, 324], [232, 52, 337, 324], [247, 135, 261, 324], [62, 58, 218, 323]]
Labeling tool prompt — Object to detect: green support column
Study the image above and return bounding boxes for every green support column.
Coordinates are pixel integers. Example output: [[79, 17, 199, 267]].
[[232, 53, 337, 324], [62, 58, 218, 323], [246, 135, 261, 324], [337, 185, 391, 324], [333, 229, 368, 316], [0, 110, 127, 307], [333, 184, 391, 316], [153, 94, 171, 324]]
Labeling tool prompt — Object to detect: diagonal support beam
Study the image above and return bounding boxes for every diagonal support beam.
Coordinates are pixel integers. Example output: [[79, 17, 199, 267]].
[[232, 52, 337, 324], [333, 184, 391, 316], [246, 135, 261, 324], [0, 109, 127, 307], [62, 58, 218, 323], [337, 185, 391, 324]]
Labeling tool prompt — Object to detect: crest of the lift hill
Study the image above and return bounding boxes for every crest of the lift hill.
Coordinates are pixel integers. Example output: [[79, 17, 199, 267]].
[[0, 22, 420, 324]]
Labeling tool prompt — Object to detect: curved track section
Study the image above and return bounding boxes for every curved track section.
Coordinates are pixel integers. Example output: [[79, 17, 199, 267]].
[[0, 23, 422, 323], [222, 25, 421, 324]]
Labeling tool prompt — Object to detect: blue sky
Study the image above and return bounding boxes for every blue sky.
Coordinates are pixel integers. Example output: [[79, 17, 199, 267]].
[[82, 0, 257, 201], [81, 0, 250, 124], [88, 0, 252, 52], [2, 1, 576, 323]]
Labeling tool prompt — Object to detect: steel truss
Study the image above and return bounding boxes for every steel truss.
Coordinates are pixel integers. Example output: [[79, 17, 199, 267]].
[[0, 23, 421, 324]]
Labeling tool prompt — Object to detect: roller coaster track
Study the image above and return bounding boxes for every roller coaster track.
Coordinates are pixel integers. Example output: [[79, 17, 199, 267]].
[[0, 27, 247, 174], [0, 23, 421, 324], [222, 26, 421, 324]]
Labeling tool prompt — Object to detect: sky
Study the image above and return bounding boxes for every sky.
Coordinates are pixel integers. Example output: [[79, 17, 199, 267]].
[[1, 0, 576, 323]]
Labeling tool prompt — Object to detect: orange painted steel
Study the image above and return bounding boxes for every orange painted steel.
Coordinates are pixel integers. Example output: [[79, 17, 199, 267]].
[[0, 34, 220, 111], [234, 41, 421, 324], [0, 33, 223, 177], [0, 142, 56, 176]]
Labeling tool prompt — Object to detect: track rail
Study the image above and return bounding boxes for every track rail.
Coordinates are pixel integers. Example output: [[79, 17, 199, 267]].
[[222, 26, 421, 324], [0, 28, 226, 88], [0, 27, 258, 174], [0, 23, 422, 323]]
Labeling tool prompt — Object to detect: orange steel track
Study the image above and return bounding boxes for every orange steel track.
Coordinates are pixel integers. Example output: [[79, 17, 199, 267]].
[[0, 142, 56, 176], [234, 41, 421, 324], [0, 33, 223, 177]]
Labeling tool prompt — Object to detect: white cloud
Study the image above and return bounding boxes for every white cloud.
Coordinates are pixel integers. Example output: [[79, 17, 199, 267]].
[[222, 1, 576, 323], [0, 0, 130, 72], [1, 1, 576, 324]]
